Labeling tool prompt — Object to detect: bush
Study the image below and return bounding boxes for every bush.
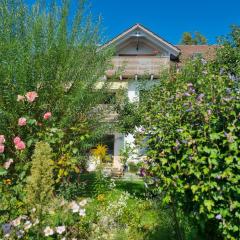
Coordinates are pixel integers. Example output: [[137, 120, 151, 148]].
[[119, 26, 240, 240], [25, 142, 54, 212]]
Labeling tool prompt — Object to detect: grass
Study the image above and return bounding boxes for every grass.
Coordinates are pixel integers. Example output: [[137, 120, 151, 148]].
[[58, 172, 200, 240]]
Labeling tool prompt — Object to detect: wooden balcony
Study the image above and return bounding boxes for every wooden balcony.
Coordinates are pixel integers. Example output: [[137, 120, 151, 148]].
[[106, 56, 169, 79]]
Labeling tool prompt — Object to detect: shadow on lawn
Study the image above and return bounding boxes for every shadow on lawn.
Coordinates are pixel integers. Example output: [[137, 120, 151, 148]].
[[59, 172, 148, 199], [114, 179, 147, 198]]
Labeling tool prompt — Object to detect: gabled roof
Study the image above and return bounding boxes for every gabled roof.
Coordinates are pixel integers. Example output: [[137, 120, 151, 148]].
[[99, 23, 181, 57], [177, 45, 217, 62]]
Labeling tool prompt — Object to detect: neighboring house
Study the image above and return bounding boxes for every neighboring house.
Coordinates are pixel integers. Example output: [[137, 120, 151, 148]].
[[98, 23, 216, 169]]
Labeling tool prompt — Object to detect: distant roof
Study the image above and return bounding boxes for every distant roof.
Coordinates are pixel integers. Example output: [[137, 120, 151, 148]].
[[100, 23, 181, 56], [176, 45, 217, 62]]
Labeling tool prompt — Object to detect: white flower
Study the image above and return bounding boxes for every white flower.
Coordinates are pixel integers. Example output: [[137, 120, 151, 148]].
[[69, 201, 80, 213], [11, 217, 21, 226], [44, 226, 54, 236], [79, 199, 87, 207], [61, 238, 66, 240], [60, 199, 66, 206], [33, 218, 39, 226], [16, 230, 24, 239], [24, 221, 32, 230], [31, 208, 36, 213], [87, 161, 97, 172], [3, 159, 14, 169], [79, 208, 86, 217], [56, 226, 66, 234]]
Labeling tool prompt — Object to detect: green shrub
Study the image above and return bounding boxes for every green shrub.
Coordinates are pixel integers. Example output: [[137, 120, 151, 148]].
[[141, 32, 240, 239], [25, 142, 54, 213], [118, 26, 240, 240]]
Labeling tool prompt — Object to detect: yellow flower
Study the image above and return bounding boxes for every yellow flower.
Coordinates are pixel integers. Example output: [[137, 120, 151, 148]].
[[97, 194, 105, 202], [91, 144, 108, 162], [3, 179, 12, 185]]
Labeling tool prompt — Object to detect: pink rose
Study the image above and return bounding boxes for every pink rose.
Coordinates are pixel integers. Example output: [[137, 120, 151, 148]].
[[0, 144, 4, 153], [17, 95, 25, 102], [25, 91, 38, 103], [15, 141, 26, 151], [0, 135, 5, 144], [43, 112, 52, 120], [18, 117, 27, 126], [13, 136, 21, 145]]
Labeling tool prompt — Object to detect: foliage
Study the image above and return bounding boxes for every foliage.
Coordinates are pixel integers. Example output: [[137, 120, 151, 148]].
[[0, 171, 204, 240], [0, 0, 112, 165], [1, 196, 89, 239], [128, 162, 140, 173], [120, 143, 134, 165], [118, 26, 240, 239], [25, 142, 54, 212], [0, 1, 113, 235], [180, 31, 207, 45]]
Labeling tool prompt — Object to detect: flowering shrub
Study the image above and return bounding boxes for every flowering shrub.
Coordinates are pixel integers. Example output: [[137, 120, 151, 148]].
[[129, 29, 240, 239], [116, 26, 240, 240], [1, 197, 89, 239]]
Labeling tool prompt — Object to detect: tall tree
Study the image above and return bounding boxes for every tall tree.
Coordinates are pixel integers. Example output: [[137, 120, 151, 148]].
[[180, 31, 207, 45]]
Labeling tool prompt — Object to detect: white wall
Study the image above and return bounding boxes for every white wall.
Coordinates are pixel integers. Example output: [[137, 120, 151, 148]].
[[125, 80, 139, 160]]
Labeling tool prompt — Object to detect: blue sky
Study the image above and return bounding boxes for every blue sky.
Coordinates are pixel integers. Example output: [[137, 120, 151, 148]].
[[25, 0, 240, 45], [90, 0, 240, 44]]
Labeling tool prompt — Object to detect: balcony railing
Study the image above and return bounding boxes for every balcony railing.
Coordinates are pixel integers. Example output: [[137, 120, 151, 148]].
[[106, 56, 169, 78]]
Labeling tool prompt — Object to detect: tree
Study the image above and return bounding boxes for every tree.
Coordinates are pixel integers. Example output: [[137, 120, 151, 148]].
[[180, 31, 207, 45]]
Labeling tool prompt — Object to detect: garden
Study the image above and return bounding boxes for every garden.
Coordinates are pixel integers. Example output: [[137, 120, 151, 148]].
[[0, 1, 240, 240]]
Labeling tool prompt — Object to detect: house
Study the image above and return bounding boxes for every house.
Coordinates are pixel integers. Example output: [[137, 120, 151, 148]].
[[98, 24, 216, 170]]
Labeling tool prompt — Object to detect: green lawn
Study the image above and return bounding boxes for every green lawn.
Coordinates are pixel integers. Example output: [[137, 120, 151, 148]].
[[58, 172, 199, 240], [59, 173, 175, 239]]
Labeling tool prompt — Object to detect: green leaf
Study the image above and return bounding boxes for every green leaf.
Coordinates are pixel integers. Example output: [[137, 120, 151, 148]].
[[210, 133, 221, 140], [225, 156, 233, 165], [28, 119, 37, 125], [204, 199, 214, 211], [27, 139, 33, 147], [72, 148, 78, 154], [232, 225, 238, 232], [191, 185, 199, 194], [0, 167, 7, 176]]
